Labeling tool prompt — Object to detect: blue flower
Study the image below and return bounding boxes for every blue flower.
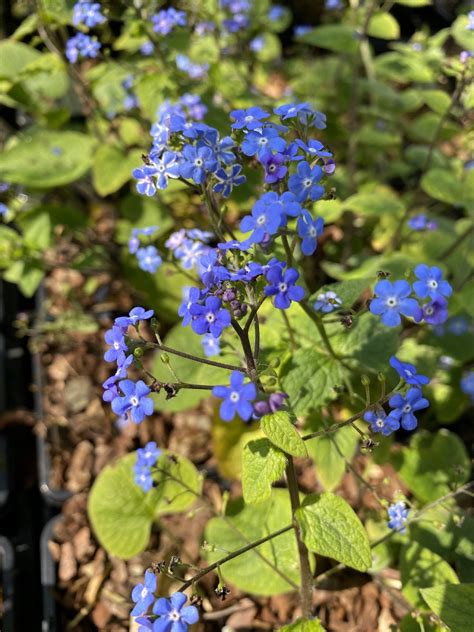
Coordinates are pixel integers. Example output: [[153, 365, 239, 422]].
[[65, 33, 101, 63], [274, 102, 311, 120], [180, 93, 208, 121], [152, 592, 199, 631], [421, 296, 448, 325], [265, 266, 305, 309], [313, 290, 342, 313], [407, 215, 437, 231], [389, 356, 429, 387], [294, 139, 333, 159], [0, 203, 8, 216], [268, 5, 285, 20], [413, 265, 452, 300], [387, 501, 409, 532], [137, 246, 162, 273], [288, 161, 324, 202], [151, 151, 181, 189], [102, 384, 119, 403], [140, 41, 155, 56], [103, 355, 133, 389], [134, 465, 154, 493], [179, 144, 217, 184], [201, 333, 221, 357], [388, 387, 429, 431], [260, 151, 287, 183], [240, 196, 283, 244], [212, 371, 257, 422], [369, 280, 421, 327], [250, 36, 265, 52], [195, 20, 215, 36], [104, 326, 128, 364], [230, 107, 269, 130], [112, 379, 154, 424], [364, 409, 400, 436], [175, 54, 209, 79], [166, 229, 187, 251], [213, 164, 246, 197], [461, 370, 474, 402], [325, 0, 343, 9], [175, 240, 206, 269], [241, 128, 286, 158], [72, 1, 105, 27], [129, 226, 159, 254], [115, 307, 154, 330], [152, 8, 186, 35], [131, 570, 156, 616], [178, 287, 202, 326], [297, 211, 324, 256], [189, 296, 231, 337], [133, 166, 158, 197]]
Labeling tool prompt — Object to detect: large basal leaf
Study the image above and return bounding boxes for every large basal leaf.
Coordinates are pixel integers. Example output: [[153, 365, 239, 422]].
[[204, 490, 300, 595], [400, 542, 459, 607], [296, 493, 372, 571], [242, 438, 287, 505], [420, 584, 474, 632], [92, 146, 143, 196], [0, 129, 95, 188], [88, 451, 201, 559], [280, 350, 344, 416], [391, 430, 471, 504], [307, 425, 358, 491], [342, 190, 405, 217], [261, 411, 307, 458]]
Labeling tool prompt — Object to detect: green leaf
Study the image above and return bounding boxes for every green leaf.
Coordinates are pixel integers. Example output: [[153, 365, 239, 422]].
[[401, 542, 459, 607], [343, 190, 405, 216], [451, 15, 472, 50], [367, 13, 400, 39], [296, 493, 372, 571], [0, 41, 40, 80], [0, 129, 95, 188], [280, 618, 326, 631], [88, 452, 201, 559], [4, 260, 44, 297], [421, 583, 474, 632], [18, 208, 52, 250], [242, 439, 287, 505], [307, 426, 358, 491], [423, 90, 451, 115], [298, 25, 358, 54], [421, 169, 462, 205], [213, 415, 262, 480], [261, 411, 307, 458], [92, 146, 142, 196], [204, 490, 301, 595], [280, 350, 344, 416], [391, 430, 471, 504]]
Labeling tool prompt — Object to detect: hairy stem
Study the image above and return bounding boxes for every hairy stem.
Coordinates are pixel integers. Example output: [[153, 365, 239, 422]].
[[178, 524, 293, 591], [149, 341, 246, 373], [286, 457, 313, 618]]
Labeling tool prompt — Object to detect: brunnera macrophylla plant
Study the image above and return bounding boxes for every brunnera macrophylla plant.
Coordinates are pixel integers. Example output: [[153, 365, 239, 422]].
[[87, 96, 467, 629]]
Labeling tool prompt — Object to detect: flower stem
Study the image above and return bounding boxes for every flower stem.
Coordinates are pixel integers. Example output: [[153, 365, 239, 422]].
[[149, 341, 246, 373], [285, 457, 313, 618]]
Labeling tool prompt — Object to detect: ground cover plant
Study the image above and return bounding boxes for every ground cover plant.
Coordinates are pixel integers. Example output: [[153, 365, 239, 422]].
[[0, 0, 473, 630]]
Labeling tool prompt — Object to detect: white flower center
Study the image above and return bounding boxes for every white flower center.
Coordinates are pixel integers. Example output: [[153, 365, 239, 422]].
[[206, 312, 215, 323], [376, 419, 385, 428], [258, 137, 268, 145], [195, 158, 204, 167], [113, 341, 120, 350], [230, 391, 240, 403], [386, 297, 398, 308], [245, 115, 253, 122], [309, 226, 317, 237], [141, 586, 148, 599], [405, 369, 413, 377], [428, 279, 438, 289], [278, 282, 288, 292], [303, 178, 312, 188], [402, 404, 412, 413], [425, 306, 434, 316], [268, 164, 276, 172], [130, 396, 139, 407], [256, 215, 266, 226]]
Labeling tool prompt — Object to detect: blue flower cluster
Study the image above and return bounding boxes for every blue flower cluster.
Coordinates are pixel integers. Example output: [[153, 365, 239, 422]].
[[461, 370, 474, 402], [131, 572, 199, 631], [66, 1, 104, 63], [102, 307, 155, 424], [387, 501, 409, 532], [152, 7, 186, 35], [364, 356, 430, 436], [134, 442, 161, 492], [369, 265, 452, 327], [221, 0, 251, 32], [407, 214, 437, 232], [128, 226, 162, 273], [122, 76, 139, 111]]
